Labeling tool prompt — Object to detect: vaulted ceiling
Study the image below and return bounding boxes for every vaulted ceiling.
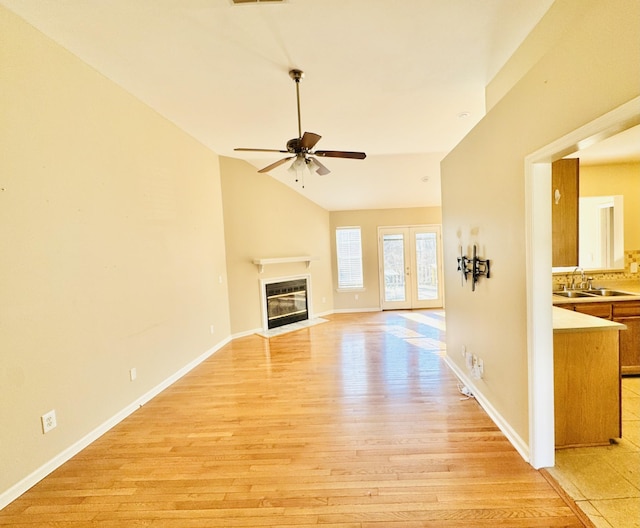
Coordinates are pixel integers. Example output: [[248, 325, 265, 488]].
[[2, 0, 558, 210]]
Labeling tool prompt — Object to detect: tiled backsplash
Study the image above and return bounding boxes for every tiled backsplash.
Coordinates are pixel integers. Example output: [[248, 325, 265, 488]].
[[553, 249, 640, 285], [625, 248, 640, 272]]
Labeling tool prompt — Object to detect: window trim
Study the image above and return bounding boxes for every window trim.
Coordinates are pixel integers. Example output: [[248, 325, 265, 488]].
[[335, 226, 364, 290]]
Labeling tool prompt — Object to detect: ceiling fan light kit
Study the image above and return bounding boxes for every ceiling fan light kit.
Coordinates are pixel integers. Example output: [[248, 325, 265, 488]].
[[234, 69, 366, 182]]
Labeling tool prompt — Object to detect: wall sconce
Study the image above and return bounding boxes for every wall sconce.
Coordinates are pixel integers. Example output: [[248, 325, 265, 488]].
[[457, 244, 491, 291]]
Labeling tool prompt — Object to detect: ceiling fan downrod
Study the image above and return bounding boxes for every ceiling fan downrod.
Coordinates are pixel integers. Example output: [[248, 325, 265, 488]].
[[289, 69, 304, 140], [233, 68, 366, 176]]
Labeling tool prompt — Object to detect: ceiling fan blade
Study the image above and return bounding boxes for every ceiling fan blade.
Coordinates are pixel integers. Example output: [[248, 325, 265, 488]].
[[235, 71, 368, 180], [300, 132, 321, 150], [257, 156, 294, 173], [235, 148, 288, 153], [314, 150, 367, 160], [309, 156, 330, 176]]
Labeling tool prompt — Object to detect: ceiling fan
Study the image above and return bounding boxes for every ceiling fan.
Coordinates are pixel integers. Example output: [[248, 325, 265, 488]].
[[234, 69, 366, 177]]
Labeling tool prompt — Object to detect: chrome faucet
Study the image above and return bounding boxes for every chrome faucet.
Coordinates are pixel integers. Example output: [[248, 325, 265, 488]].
[[570, 267, 585, 289]]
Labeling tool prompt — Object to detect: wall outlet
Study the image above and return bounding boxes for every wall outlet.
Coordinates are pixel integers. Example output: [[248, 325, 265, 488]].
[[130, 368, 137, 381], [631, 262, 638, 274], [471, 357, 484, 379], [461, 345, 466, 358], [210, 324, 215, 335], [465, 351, 474, 370], [41, 410, 57, 434]]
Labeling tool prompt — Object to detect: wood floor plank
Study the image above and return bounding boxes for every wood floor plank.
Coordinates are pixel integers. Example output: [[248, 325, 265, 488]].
[[0, 311, 586, 527]]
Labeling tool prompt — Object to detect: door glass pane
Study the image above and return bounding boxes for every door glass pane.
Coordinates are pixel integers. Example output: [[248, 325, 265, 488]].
[[415, 232, 438, 301], [383, 234, 406, 302]]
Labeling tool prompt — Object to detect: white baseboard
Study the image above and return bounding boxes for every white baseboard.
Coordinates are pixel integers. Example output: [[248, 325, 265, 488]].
[[443, 355, 530, 463], [0, 337, 231, 510], [231, 327, 263, 340]]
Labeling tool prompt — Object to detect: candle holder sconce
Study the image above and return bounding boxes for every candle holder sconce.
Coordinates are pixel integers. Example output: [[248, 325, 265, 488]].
[[457, 245, 491, 291], [456, 252, 472, 284]]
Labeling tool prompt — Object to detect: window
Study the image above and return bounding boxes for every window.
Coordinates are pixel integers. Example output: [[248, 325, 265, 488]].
[[336, 227, 364, 289]]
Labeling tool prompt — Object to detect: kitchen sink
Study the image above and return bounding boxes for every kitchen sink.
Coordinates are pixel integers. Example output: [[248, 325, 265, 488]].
[[553, 289, 634, 298], [553, 290, 593, 298], [586, 289, 633, 296]]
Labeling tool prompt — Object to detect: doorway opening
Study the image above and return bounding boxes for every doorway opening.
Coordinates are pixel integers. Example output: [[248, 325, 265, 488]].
[[525, 96, 640, 469], [378, 225, 444, 310]]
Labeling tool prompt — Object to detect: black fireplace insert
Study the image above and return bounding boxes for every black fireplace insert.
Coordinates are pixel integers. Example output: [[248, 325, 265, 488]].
[[265, 279, 308, 329]]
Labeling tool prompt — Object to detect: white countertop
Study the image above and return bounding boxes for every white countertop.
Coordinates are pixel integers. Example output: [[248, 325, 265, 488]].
[[553, 306, 627, 333]]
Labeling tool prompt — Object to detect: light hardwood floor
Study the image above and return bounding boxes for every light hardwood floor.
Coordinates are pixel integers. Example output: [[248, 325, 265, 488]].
[[0, 311, 587, 527]]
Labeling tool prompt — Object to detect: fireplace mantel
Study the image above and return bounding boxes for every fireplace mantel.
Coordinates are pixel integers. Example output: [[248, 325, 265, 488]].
[[252, 256, 318, 273]]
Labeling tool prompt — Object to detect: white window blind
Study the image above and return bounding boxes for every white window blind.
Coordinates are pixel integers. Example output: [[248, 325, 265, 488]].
[[336, 227, 363, 289]]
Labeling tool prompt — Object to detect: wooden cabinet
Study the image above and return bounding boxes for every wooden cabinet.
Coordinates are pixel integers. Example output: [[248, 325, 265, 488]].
[[559, 302, 612, 319], [554, 329, 621, 447], [557, 300, 640, 374], [613, 301, 640, 375], [574, 302, 612, 319], [552, 158, 579, 267]]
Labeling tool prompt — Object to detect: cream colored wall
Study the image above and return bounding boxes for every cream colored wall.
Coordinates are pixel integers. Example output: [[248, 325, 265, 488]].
[[219, 157, 333, 335], [485, 0, 580, 111], [441, 0, 640, 447], [330, 207, 442, 311], [580, 162, 640, 250], [0, 7, 230, 498]]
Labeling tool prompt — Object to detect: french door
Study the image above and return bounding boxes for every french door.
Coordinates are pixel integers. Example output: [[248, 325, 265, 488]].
[[378, 225, 443, 310]]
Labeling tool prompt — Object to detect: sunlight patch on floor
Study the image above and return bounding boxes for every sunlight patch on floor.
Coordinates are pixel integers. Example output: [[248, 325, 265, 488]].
[[400, 311, 446, 331], [375, 325, 425, 339], [377, 311, 447, 356], [405, 337, 447, 356]]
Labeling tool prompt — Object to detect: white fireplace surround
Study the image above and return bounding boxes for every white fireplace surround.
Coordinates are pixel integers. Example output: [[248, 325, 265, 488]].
[[260, 274, 312, 332]]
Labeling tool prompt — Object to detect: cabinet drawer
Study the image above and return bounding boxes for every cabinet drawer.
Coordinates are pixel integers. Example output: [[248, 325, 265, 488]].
[[575, 303, 612, 319], [613, 301, 640, 318]]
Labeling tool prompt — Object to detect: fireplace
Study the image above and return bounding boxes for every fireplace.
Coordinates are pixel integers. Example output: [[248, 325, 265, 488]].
[[262, 277, 309, 330]]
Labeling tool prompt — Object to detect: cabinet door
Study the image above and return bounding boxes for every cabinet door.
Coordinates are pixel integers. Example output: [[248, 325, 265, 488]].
[[612, 301, 640, 318], [555, 303, 576, 311], [553, 330, 621, 447], [613, 302, 640, 375], [574, 302, 612, 319], [615, 317, 640, 375], [552, 158, 579, 267]]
